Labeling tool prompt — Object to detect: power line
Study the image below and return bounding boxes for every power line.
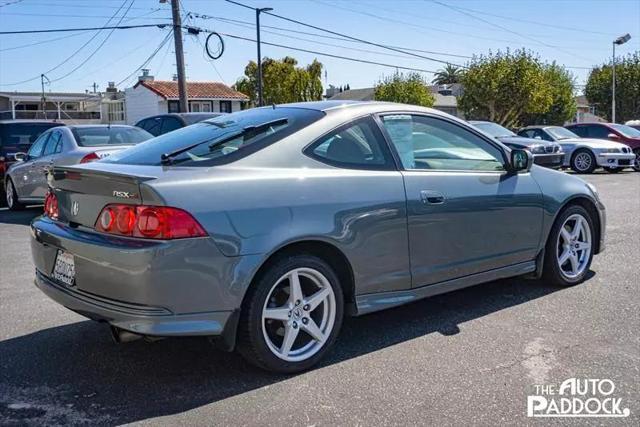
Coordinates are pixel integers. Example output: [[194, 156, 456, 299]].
[[115, 30, 174, 87], [203, 29, 439, 74], [1, 12, 171, 20], [49, 0, 137, 83], [223, 0, 465, 68], [194, 14, 473, 60], [0, 0, 133, 86], [0, 24, 168, 35]]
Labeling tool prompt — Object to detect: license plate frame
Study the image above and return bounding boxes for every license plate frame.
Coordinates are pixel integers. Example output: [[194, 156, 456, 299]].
[[52, 250, 76, 287]]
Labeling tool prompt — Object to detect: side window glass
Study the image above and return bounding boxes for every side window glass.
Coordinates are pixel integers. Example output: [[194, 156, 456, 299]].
[[309, 117, 391, 169], [587, 126, 609, 139], [520, 130, 534, 138], [381, 115, 505, 171], [160, 117, 183, 134], [43, 131, 62, 156], [141, 118, 161, 136], [570, 126, 588, 137], [27, 132, 50, 158], [539, 130, 553, 141]]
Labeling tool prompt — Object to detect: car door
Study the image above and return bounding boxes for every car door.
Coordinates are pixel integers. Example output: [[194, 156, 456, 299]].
[[30, 130, 63, 198], [377, 113, 544, 287], [13, 131, 50, 198]]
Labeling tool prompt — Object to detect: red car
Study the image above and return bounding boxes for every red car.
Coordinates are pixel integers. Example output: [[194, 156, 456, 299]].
[[565, 123, 640, 171]]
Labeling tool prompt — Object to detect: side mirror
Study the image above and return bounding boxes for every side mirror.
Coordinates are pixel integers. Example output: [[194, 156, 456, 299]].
[[13, 152, 28, 162], [509, 148, 533, 173], [607, 133, 619, 139]]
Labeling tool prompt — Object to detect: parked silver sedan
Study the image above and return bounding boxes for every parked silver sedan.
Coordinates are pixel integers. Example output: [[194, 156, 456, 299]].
[[5, 125, 152, 209], [518, 125, 635, 173], [30, 102, 605, 373]]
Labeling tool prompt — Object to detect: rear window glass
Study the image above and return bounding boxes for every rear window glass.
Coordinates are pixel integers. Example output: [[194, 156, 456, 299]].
[[0, 123, 61, 148], [103, 107, 325, 166], [181, 113, 224, 125], [71, 127, 153, 147]]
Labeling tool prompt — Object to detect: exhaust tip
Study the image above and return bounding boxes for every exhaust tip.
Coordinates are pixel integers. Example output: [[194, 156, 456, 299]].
[[110, 326, 143, 343]]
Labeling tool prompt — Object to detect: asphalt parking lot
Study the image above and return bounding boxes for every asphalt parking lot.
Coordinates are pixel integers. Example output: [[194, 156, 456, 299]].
[[0, 171, 638, 426]]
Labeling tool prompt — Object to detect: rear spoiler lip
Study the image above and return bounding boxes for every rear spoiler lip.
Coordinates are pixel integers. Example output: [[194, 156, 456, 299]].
[[50, 165, 157, 184]]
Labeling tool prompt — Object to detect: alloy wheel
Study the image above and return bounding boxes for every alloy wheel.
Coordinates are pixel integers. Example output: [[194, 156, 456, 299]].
[[574, 152, 592, 172], [261, 267, 336, 362], [6, 180, 14, 208], [556, 213, 592, 279], [634, 150, 640, 172]]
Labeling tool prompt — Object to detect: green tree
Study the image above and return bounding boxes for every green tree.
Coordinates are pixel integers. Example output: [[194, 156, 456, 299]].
[[432, 64, 462, 85], [523, 63, 577, 125], [459, 49, 568, 128], [374, 72, 435, 107], [234, 56, 323, 106], [585, 52, 640, 122]]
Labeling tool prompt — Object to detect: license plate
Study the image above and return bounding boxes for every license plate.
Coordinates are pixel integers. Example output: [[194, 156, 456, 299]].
[[619, 159, 630, 166], [53, 250, 75, 287]]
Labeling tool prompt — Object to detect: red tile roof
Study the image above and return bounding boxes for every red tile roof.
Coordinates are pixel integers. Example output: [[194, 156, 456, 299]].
[[135, 80, 248, 100]]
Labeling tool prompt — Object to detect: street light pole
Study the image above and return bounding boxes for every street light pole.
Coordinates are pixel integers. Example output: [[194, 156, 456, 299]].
[[612, 33, 631, 123], [256, 7, 273, 107]]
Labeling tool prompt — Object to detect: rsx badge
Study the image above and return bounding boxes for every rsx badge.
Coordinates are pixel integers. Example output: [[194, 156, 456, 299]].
[[112, 191, 137, 199]]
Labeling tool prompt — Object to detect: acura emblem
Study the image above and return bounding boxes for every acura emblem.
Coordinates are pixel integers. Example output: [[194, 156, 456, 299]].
[[71, 201, 79, 216]]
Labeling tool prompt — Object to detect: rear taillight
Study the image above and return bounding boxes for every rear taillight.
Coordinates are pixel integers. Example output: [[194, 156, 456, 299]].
[[95, 204, 207, 239], [80, 152, 100, 163], [44, 191, 59, 220]]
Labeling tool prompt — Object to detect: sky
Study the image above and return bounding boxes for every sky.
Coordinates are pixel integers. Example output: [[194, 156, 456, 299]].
[[0, 0, 639, 95]]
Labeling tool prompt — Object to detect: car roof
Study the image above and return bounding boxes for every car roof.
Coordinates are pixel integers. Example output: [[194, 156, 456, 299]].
[[67, 124, 137, 129], [0, 120, 64, 125]]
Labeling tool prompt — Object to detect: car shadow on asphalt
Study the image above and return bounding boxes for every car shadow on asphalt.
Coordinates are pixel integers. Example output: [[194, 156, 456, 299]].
[[0, 272, 594, 425], [0, 207, 41, 226]]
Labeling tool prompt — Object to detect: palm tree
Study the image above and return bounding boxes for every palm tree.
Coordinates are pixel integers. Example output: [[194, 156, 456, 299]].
[[432, 64, 462, 85]]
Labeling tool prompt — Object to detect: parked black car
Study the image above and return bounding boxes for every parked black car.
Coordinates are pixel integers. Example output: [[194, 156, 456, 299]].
[[469, 121, 564, 168], [1, 120, 64, 205], [135, 113, 226, 137]]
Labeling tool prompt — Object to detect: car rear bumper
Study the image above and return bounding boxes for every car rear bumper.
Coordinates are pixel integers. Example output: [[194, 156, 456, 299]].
[[533, 153, 564, 168], [596, 153, 636, 168], [30, 216, 260, 337]]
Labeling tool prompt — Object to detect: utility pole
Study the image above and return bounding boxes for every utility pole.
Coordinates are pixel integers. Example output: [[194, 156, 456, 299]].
[[40, 74, 50, 120], [255, 7, 273, 107], [170, 0, 189, 112]]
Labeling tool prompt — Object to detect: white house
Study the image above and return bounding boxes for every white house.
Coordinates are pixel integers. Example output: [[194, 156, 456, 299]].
[[124, 71, 249, 125]]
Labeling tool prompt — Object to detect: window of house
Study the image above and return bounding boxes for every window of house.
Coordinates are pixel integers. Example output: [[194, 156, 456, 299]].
[[306, 117, 393, 170], [220, 101, 232, 113], [381, 115, 505, 172], [168, 100, 180, 113], [190, 101, 212, 113]]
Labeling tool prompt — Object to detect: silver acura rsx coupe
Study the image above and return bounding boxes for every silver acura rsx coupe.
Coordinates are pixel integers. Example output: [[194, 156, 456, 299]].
[[30, 101, 605, 373]]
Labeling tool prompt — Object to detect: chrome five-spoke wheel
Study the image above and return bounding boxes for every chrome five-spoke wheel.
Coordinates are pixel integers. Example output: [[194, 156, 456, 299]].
[[556, 213, 592, 280], [573, 152, 593, 172], [262, 267, 337, 362]]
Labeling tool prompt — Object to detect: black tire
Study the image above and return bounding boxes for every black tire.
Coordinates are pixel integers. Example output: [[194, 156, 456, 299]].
[[5, 178, 25, 211], [542, 205, 595, 287], [604, 167, 623, 173], [570, 149, 597, 174], [633, 149, 640, 172], [237, 254, 344, 373]]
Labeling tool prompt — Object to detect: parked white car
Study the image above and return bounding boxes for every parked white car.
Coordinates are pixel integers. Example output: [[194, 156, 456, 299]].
[[518, 126, 635, 173]]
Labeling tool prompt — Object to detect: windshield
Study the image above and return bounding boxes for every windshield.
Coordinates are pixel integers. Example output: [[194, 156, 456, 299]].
[[72, 127, 153, 147], [104, 107, 325, 166], [472, 122, 516, 138], [610, 124, 640, 138], [546, 127, 578, 140]]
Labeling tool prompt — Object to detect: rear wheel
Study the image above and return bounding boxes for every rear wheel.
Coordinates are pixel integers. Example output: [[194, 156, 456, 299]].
[[604, 167, 623, 173], [542, 205, 595, 286], [237, 254, 344, 373], [5, 178, 25, 211], [570, 149, 597, 174]]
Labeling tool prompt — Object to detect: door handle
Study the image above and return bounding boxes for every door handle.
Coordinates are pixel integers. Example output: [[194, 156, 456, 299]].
[[420, 190, 446, 204]]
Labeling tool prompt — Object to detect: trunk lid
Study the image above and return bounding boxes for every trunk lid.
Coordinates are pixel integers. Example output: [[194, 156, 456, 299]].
[[49, 165, 161, 228]]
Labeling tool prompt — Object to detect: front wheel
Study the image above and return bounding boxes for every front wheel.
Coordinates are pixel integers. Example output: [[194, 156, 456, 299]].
[[633, 149, 640, 172], [542, 205, 595, 286], [5, 178, 25, 211], [237, 254, 344, 373], [570, 149, 597, 174]]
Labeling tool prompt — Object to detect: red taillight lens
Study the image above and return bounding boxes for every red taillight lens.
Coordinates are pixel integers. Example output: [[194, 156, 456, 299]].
[[80, 152, 100, 163], [95, 204, 207, 239], [43, 191, 59, 220]]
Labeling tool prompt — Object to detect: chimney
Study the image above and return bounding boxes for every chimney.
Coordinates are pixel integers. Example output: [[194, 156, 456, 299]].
[[106, 81, 117, 93], [138, 69, 154, 82]]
